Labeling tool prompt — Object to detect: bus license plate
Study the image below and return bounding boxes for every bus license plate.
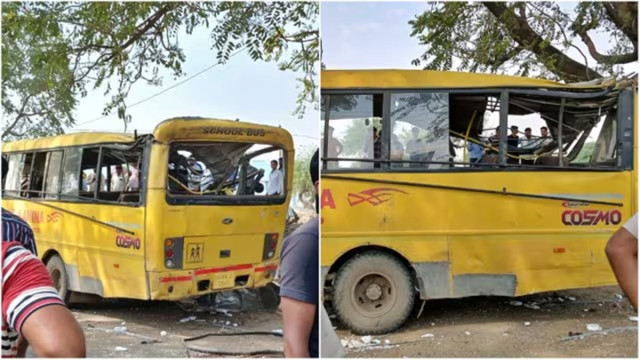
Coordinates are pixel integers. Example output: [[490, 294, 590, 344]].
[[212, 272, 235, 289]]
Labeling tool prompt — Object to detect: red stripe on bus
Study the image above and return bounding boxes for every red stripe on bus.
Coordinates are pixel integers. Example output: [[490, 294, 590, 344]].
[[255, 264, 278, 272], [160, 263, 261, 283], [194, 263, 253, 276], [159, 275, 192, 283]]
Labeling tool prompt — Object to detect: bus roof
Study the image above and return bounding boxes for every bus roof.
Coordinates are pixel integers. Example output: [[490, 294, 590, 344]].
[[153, 117, 294, 150], [2, 132, 135, 152], [321, 69, 630, 90], [3, 117, 294, 152]]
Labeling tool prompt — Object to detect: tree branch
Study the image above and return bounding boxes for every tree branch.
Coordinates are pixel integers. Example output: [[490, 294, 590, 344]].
[[603, 2, 637, 46], [482, 1, 602, 81], [577, 31, 638, 64], [2, 94, 33, 139]]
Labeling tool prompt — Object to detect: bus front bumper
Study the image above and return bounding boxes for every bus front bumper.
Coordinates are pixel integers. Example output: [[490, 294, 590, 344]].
[[148, 262, 278, 300]]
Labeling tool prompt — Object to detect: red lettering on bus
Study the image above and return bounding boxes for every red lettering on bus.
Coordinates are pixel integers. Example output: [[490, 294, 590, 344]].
[[116, 235, 141, 250], [321, 189, 336, 209], [562, 209, 622, 226]]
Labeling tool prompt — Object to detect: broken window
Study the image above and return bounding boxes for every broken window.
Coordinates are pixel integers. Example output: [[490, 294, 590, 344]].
[[507, 93, 619, 168], [28, 152, 47, 198], [167, 142, 286, 200], [390, 92, 450, 169], [322, 94, 383, 170], [97, 147, 142, 203], [79, 148, 100, 199]]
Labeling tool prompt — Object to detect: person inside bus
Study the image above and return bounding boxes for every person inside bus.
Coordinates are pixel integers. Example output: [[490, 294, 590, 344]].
[[126, 163, 139, 191], [520, 127, 536, 165], [407, 127, 425, 165], [467, 139, 484, 166], [507, 125, 520, 164], [267, 159, 284, 195], [186, 156, 214, 192], [279, 149, 319, 358], [326, 126, 343, 169], [390, 134, 404, 168], [111, 165, 126, 192], [1, 157, 38, 255], [605, 212, 638, 312], [539, 126, 553, 147], [2, 241, 86, 358]]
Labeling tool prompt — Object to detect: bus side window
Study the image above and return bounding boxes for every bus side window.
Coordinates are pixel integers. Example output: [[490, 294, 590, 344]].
[[323, 94, 383, 170], [43, 151, 63, 200], [29, 152, 48, 199], [61, 147, 82, 200], [98, 147, 142, 204], [78, 148, 100, 200], [4, 153, 26, 197]]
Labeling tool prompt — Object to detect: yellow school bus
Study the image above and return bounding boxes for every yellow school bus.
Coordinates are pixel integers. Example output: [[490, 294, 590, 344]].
[[320, 69, 637, 334], [2, 117, 293, 302]]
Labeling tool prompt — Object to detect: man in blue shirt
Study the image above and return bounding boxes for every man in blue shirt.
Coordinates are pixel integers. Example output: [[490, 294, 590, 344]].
[[279, 149, 319, 357], [2, 157, 38, 255], [467, 140, 484, 166]]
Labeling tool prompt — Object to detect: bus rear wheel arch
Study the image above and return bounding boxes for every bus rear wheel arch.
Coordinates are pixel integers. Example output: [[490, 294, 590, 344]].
[[45, 254, 72, 304], [331, 251, 416, 334]]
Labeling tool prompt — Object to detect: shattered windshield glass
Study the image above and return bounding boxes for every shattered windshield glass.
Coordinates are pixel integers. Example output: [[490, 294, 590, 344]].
[[167, 142, 286, 197]]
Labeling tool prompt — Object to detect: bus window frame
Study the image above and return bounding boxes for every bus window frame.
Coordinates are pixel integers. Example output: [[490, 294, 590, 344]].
[[165, 140, 290, 207], [2, 140, 149, 208], [321, 87, 632, 173]]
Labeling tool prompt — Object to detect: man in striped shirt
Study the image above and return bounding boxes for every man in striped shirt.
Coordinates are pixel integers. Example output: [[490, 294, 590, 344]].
[[2, 157, 37, 255], [2, 241, 86, 357]]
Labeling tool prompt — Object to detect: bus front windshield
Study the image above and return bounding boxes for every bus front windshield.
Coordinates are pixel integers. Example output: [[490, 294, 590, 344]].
[[167, 142, 286, 198]]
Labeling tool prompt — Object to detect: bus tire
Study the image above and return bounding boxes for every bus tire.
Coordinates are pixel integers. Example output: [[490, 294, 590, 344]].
[[332, 252, 414, 334], [46, 255, 72, 304]]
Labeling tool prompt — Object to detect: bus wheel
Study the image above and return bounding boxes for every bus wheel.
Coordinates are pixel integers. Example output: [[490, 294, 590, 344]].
[[46, 255, 72, 303], [332, 252, 414, 334]]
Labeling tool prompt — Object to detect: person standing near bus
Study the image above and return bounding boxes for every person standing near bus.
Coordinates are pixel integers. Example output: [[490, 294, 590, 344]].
[[279, 149, 319, 357], [267, 160, 283, 195], [605, 212, 638, 311], [1, 157, 37, 255], [2, 241, 86, 358]]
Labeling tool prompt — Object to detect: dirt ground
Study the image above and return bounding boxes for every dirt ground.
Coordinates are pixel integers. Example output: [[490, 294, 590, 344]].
[[26, 289, 285, 358], [334, 286, 638, 358]]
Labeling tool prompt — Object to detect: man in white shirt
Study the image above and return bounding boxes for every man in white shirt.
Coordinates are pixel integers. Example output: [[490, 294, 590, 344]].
[[267, 160, 283, 195], [126, 163, 139, 191], [605, 212, 637, 311], [111, 165, 126, 191]]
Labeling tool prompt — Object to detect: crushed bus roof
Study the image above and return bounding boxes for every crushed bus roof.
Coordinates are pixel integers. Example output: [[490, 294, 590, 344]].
[[3, 117, 294, 152], [321, 69, 636, 91]]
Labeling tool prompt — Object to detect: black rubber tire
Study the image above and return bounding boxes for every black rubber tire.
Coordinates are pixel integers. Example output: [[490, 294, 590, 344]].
[[259, 283, 281, 310], [332, 252, 414, 335], [46, 254, 72, 304]]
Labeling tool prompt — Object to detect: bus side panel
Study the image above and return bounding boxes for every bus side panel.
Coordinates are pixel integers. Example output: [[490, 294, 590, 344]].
[[321, 170, 631, 298], [3, 200, 148, 300]]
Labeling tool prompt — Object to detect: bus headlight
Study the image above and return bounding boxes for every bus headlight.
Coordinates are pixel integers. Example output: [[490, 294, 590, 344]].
[[166, 259, 175, 268]]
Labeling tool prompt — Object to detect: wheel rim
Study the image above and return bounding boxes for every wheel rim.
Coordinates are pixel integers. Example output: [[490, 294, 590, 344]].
[[350, 272, 396, 318]]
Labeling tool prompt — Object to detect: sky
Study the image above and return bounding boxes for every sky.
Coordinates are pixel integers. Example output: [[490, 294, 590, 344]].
[[321, 1, 638, 74], [67, 23, 319, 154]]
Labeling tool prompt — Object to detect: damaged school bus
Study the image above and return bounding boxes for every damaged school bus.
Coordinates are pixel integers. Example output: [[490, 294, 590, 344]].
[[2, 118, 293, 301], [320, 69, 637, 334]]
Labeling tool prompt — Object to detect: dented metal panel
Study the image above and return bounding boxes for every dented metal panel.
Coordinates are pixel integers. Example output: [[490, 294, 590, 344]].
[[453, 274, 517, 297], [413, 261, 450, 299]]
